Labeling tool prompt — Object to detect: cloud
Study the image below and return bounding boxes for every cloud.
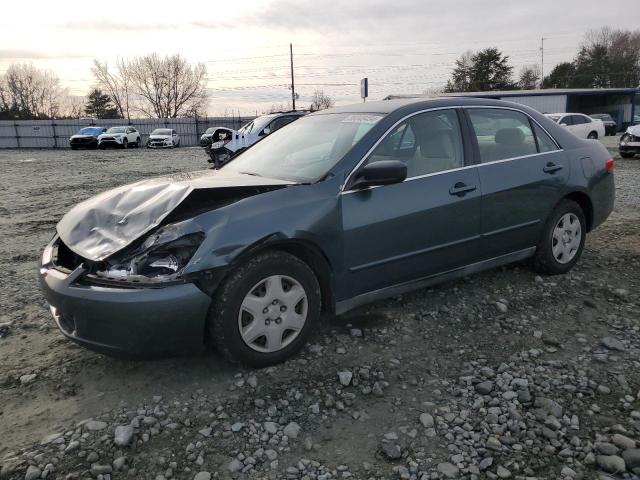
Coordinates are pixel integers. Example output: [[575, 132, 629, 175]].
[[0, 49, 91, 60], [56, 21, 182, 31]]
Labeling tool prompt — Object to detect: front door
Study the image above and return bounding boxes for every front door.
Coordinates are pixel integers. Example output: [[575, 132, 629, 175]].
[[341, 109, 482, 298], [465, 107, 570, 259]]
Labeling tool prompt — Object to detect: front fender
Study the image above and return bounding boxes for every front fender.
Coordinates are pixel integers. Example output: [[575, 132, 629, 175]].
[[182, 180, 342, 276]]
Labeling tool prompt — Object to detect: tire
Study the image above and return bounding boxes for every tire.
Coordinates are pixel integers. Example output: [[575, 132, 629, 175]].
[[209, 251, 321, 367], [70, 145, 78, 150], [98, 144, 105, 150], [122, 139, 128, 149], [620, 152, 635, 159], [587, 131, 598, 140], [135, 136, 141, 147], [532, 199, 586, 275]]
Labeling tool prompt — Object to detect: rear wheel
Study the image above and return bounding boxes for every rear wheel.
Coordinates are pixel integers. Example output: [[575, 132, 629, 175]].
[[532, 199, 586, 275], [209, 251, 321, 366], [587, 131, 598, 140], [620, 152, 635, 159]]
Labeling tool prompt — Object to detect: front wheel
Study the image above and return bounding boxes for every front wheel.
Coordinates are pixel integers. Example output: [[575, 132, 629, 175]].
[[620, 151, 635, 159], [532, 199, 586, 275], [587, 131, 598, 140], [209, 251, 321, 366], [122, 139, 128, 149]]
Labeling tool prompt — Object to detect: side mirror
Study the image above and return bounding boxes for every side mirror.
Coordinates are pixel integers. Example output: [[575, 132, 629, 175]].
[[560, 123, 568, 127], [262, 127, 271, 136], [351, 160, 407, 190]]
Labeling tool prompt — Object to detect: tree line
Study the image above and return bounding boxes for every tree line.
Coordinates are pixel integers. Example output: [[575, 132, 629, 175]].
[[445, 27, 640, 93], [0, 54, 208, 120]]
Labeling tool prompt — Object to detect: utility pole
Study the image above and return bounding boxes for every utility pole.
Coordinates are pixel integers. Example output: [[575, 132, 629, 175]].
[[290, 43, 296, 111], [540, 37, 547, 89]]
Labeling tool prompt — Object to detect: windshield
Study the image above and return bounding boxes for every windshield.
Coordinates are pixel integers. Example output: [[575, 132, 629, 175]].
[[546, 114, 562, 122], [224, 113, 385, 182], [107, 127, 126, 133], [205, 127, 216, 134], [79, 127, 103, 135], [238, 115, 278, 135], [151, 129, 172, 135]]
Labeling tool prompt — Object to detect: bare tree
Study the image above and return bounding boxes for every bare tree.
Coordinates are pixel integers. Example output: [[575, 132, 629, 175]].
[[267, 102, 291, 113], [125, 54, 208, 118], [59, 95, 86, 118], [309, 90, 334, 111], [1, 64, 64, 118], [91, 60, 132, 120], [518, 64, 541, 90]]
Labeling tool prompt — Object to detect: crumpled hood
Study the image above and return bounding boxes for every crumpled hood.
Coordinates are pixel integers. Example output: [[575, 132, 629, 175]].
[[626, 124, 640, 136], [57, 169, 294, 261]]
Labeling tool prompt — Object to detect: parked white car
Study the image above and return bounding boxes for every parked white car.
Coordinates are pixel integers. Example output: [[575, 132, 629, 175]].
[[98, 126, 141, 149], [544, 113, 605, 140], [147, 128, 180, 148], [201, 111, 306, 166]]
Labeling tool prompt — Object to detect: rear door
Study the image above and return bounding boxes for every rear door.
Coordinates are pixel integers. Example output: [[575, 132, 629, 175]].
[[465, 107, 569, 259], [341, 108, 482, 297]]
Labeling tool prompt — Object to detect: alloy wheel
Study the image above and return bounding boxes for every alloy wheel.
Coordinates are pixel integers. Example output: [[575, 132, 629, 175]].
[[551, 213, 581, 264], [237, 275, 308, 353]]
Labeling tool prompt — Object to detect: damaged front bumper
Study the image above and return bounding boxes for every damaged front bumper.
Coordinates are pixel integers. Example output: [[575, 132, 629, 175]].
[[39, 257, 212, 358]]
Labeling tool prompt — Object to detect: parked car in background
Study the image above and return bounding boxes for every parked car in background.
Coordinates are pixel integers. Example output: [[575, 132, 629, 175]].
[[147, 129, 180, 148], [619, 124, 640, 158], [69, 127, 106, 150], [199, 127, 220, 147], [589, 113, 617, 136], [98, 126, 141, 149], [202, 111, 307, 167], [545, 113, 605, 140], [40, 98, 614, 366]]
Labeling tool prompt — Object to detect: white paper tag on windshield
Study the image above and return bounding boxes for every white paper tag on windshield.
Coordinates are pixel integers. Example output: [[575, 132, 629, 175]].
[[341, 114, 383, 124]]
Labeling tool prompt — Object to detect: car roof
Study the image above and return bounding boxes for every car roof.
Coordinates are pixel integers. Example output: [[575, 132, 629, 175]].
[[311, 97, 542, 116]]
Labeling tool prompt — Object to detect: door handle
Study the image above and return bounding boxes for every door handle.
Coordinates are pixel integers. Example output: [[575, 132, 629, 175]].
[[543, 162, 564, 174], [449, 182, 477, 196]]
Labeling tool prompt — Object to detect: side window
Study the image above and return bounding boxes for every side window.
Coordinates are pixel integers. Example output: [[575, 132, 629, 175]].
[[269, 116, 297, 133], [467, 108, 537, 163], [367, 109, 464, 178], [532, 123, 559, 153], [560, 116, 573, 126], [571, 115, 585, 125]]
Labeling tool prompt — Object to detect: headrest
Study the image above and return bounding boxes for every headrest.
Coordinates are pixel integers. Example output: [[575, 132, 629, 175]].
[[419, 130, 454, 158], [495, 128, 525, 146]]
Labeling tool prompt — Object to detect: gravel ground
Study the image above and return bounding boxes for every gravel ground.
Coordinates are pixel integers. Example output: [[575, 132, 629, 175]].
[[0, 137, 639, 480]]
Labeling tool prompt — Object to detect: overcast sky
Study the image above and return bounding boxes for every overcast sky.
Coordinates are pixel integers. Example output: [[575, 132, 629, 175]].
[[0, 0, 635, 115]]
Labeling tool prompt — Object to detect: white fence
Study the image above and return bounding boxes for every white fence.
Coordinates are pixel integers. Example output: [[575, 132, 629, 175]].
[[0, 117, 256, 149]]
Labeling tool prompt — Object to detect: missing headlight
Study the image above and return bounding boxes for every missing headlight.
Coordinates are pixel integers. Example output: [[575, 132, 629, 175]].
[[97, 231, 204, 282]]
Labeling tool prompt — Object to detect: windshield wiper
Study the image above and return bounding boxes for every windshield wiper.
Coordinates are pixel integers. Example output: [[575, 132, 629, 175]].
[[238, 171, 262, 177]]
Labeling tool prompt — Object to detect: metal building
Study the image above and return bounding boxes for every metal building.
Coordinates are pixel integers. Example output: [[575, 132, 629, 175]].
[[385, 88, 639, 131]]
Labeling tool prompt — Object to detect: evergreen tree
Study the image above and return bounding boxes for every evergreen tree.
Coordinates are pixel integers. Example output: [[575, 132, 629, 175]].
[[84, 89, 120, 119]]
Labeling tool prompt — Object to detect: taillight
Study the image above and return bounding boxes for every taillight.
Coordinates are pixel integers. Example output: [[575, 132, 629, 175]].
[[605, 158, 614, 173]]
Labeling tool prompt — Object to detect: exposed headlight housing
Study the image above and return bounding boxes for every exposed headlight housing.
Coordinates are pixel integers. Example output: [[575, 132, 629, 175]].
[[95, 229, 204, 283]]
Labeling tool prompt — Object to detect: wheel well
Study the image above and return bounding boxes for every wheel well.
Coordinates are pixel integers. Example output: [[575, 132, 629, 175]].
[[564, 192, 594, 232], [245, 241, 335, 314]]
